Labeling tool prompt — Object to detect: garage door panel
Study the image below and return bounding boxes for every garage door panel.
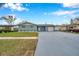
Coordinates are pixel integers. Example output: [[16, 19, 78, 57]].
[[48, 27, 54, 31]]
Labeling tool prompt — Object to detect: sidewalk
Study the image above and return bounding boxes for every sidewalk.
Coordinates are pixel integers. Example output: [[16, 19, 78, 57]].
[[0, 37, 37, 39]]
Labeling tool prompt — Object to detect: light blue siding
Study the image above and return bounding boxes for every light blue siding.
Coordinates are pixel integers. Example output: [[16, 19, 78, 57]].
[[18, 24, 37, 32]]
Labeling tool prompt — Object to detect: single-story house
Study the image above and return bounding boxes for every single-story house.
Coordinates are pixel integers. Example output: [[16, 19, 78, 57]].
[[54, 25, 69, 31], [0, 25, 18, 32], [67, 18, 79, 32], [67, 24, 79, 31], [59, 25, 69, 31], [17, 21, 55, 32]]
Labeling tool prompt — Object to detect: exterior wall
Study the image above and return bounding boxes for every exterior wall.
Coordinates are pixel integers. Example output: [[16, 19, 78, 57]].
[[54, 26, 68, 31], [18, 24, 37, 32], [13, 26, 19, 31], [0, 27, 3, 30], [0, 26, 16, 32], [75, 25, 79, 29], [54, 26, 61, 31], [59, 26, 67, 31], [72, 25, 79, 29], [68, 25, 79, 30], [0, 27, 11, 30]]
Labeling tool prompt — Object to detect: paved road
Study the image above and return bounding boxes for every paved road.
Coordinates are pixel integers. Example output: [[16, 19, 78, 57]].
[[35, 32, 79, 56]]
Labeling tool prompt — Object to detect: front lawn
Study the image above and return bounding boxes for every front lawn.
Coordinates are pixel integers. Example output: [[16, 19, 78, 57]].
[[0, 39, 37, 56], [0, 32, 38, 37]]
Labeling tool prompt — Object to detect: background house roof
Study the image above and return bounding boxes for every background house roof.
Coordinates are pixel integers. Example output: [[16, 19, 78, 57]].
[[0, 25, 17, 27], [71, 18, 79, 25]]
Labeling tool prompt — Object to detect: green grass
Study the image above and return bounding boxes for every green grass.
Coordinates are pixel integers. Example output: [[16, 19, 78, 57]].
[[0, 39, 38, 56], [0, 32, 38, 37]]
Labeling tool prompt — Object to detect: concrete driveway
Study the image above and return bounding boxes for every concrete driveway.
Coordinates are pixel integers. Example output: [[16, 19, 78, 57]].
[[35, 32, 79, 56]]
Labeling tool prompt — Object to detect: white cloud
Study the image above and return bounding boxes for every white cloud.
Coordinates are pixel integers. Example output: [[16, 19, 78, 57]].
[[0, 20, 8, 25], [2, 21, 7, 25], [3, 3, 29, 11], [50, 10, 78, 16], [44, 3, 79, 16], [14, 18, 23, 24], [63, 3, 79, 8]]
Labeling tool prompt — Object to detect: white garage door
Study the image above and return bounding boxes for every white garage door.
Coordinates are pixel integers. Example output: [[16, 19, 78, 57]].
[[48, 27, 54, 32]]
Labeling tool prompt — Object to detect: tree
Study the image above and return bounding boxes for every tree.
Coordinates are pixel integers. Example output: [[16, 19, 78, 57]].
[[75, 17, 79, 20], [71, 19, 73, 25], [1, 15, 16, 25], [0, 15, 16, 31]]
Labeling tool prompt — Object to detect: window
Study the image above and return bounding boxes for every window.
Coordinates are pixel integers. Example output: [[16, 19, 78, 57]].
[[21, 25, 25, 28], [31, 25, 33, 28]]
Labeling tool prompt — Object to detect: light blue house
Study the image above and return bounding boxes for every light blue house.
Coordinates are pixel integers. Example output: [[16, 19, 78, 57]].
[[17, 21, 55, 32], [17, 21, 37, 32]]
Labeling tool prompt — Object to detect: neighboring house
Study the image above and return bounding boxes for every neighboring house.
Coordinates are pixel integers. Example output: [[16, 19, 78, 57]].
[[68, 18, 79, 30], [68, 24, 78, 30], [54, 25, 61, 31], [0, 25, 17, 32], [59, 25, 69, 31], [54, 25, 69, 31]]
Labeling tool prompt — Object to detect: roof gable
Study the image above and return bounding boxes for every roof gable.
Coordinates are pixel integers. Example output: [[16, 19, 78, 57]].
[[17, 21, 37, 26]]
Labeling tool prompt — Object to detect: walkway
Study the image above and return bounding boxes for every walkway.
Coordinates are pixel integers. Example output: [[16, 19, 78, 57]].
[[0, 37, 37, 39], [35, 32, 79, 56]]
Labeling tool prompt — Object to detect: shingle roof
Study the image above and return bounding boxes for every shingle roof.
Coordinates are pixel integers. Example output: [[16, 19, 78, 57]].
[[37, 24, 54, 27], [17, 21, 37, 26]]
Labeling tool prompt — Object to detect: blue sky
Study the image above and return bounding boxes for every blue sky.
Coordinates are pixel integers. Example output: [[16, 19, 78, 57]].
[[0, 3, 79, 25]]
